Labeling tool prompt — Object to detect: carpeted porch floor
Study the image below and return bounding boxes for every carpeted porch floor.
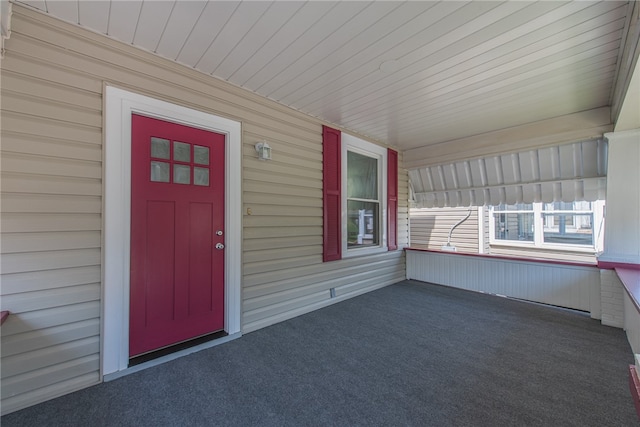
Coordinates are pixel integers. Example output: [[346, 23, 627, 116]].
[[2, 280, 637, 426]]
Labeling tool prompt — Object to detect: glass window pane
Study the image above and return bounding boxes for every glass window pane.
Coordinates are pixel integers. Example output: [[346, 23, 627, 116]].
[[493, 212, 534, 242], [150, 161, 170, 182], [544, 201, 592, 211], [496, 203, 532, 211], [173, 164, 190, 184], [347, 200, 379, 248], [543, 213, 593, 245], [194, 167, 209, 186], [194, 145, 209, 165], [151, 137, 170, 159], [347, 151, 377, 200], [174, 141, 191, 162]]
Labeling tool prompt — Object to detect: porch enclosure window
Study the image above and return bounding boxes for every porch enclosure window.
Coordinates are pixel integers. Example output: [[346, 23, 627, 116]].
[[490, 201, 605, 251], [493, 203, 534, 242], [542, 201, 595, 246]]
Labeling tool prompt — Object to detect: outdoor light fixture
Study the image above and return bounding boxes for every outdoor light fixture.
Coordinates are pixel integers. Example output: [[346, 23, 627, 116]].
[[255, 141, 272, 160]]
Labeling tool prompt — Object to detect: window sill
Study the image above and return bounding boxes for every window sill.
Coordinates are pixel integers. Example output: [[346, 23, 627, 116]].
[[343, 246, 389, 258], [489, 241, 597, 254], [405, 247, 597, 268]]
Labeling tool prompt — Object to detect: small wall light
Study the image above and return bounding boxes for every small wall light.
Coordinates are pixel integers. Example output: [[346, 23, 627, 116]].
[[255, 141, 272, 161]]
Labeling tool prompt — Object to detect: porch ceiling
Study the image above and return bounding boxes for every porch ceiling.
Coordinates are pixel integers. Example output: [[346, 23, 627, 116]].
[[14, 1, 634, 159]]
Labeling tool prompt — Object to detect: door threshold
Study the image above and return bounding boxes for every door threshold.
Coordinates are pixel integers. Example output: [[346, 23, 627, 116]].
[[103, 332, 241, 382], [129, 331, 229, 367]]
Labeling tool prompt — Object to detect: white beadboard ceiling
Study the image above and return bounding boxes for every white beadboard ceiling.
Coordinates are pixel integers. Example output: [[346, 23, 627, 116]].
[[12, 1, 636, 206]]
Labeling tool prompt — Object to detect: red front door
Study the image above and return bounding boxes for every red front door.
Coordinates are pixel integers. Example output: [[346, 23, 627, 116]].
[[129, 114, 225, 357]]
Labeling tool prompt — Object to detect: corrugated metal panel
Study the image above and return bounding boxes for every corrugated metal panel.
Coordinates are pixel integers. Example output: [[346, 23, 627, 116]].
[[0, 5, 408, 414], [410, 139, 608, 208], [406, 250, 600, 312]]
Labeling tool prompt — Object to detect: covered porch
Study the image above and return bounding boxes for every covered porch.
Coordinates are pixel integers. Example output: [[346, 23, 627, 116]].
[[2, 280, 637, 425], [1, 0, 639, 421]]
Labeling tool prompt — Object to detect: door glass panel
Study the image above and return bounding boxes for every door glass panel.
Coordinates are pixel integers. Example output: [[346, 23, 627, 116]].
[[194, 146, 210, 165], [174, 142, 191, 162], [194, 167, 209, 186], [150, 161, 170, 182], [173, 164, 191, 184], [150, 137, 170, 159]]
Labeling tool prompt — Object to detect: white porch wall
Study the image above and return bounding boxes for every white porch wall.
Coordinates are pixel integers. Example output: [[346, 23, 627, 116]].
[[599, 129, 640, 265]]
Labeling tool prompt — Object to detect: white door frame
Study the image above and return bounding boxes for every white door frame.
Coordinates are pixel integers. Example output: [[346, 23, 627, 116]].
[[102, 86, 242, 376]]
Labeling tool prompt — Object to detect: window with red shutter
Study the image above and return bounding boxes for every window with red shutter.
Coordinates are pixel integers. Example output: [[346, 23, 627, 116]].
[[323, 128, 397, 261]]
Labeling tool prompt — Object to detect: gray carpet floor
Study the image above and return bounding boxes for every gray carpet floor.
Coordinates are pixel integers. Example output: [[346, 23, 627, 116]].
[[2, 280, 638, 426]]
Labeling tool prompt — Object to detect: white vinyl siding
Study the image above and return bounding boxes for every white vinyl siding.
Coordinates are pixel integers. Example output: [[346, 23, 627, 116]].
[[409, 207, 480, 253], [0, 4, 407, 414]]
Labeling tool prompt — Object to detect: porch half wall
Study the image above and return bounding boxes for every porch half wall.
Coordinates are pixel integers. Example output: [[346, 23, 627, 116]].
[[406, 249, 600, 314], [0, 5, 408, 414]]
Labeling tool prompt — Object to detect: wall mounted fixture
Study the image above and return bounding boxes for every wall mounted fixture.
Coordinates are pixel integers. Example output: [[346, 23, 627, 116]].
[[255, 141, 272, 160]]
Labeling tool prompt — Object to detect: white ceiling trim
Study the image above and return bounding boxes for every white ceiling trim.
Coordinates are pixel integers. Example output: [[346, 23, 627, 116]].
[[409, 139, 608, 208]]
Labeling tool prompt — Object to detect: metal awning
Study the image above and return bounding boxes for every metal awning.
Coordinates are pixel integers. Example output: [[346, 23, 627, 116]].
[[409, 139, 607, 208]]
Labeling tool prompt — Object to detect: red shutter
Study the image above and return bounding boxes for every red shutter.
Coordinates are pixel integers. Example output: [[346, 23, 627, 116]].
[[323, 126, 342, 261], [387, 148, 398, 251]]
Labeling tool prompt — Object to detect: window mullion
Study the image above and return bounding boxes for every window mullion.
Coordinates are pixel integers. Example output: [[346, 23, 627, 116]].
[[533, 202, 543, 246], [348, 197, 379, 203]]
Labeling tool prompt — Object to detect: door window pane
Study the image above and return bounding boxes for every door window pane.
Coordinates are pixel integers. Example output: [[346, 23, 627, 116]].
[[174, 141, 191, 162], [173, 164, 191, 184], [194, 145, 210, 165], [347, 151, 377, 200], [194, 167, 209, 186], [150, 137, 170, 159], [347, 200, 379, 248], [150, 161, 170, 182]]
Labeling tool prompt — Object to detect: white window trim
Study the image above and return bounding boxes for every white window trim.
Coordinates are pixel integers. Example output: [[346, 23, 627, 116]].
[[488, 201, 605, 252], [341, 133, 387, 257], [103, 86, 242, 377]]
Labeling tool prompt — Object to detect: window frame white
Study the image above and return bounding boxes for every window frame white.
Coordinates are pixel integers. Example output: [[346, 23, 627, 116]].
[[341, 133, 388, 257], [488, 200, 605, 253]]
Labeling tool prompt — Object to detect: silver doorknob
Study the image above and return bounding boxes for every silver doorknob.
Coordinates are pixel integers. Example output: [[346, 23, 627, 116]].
[[215, 243, 225, 250]]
